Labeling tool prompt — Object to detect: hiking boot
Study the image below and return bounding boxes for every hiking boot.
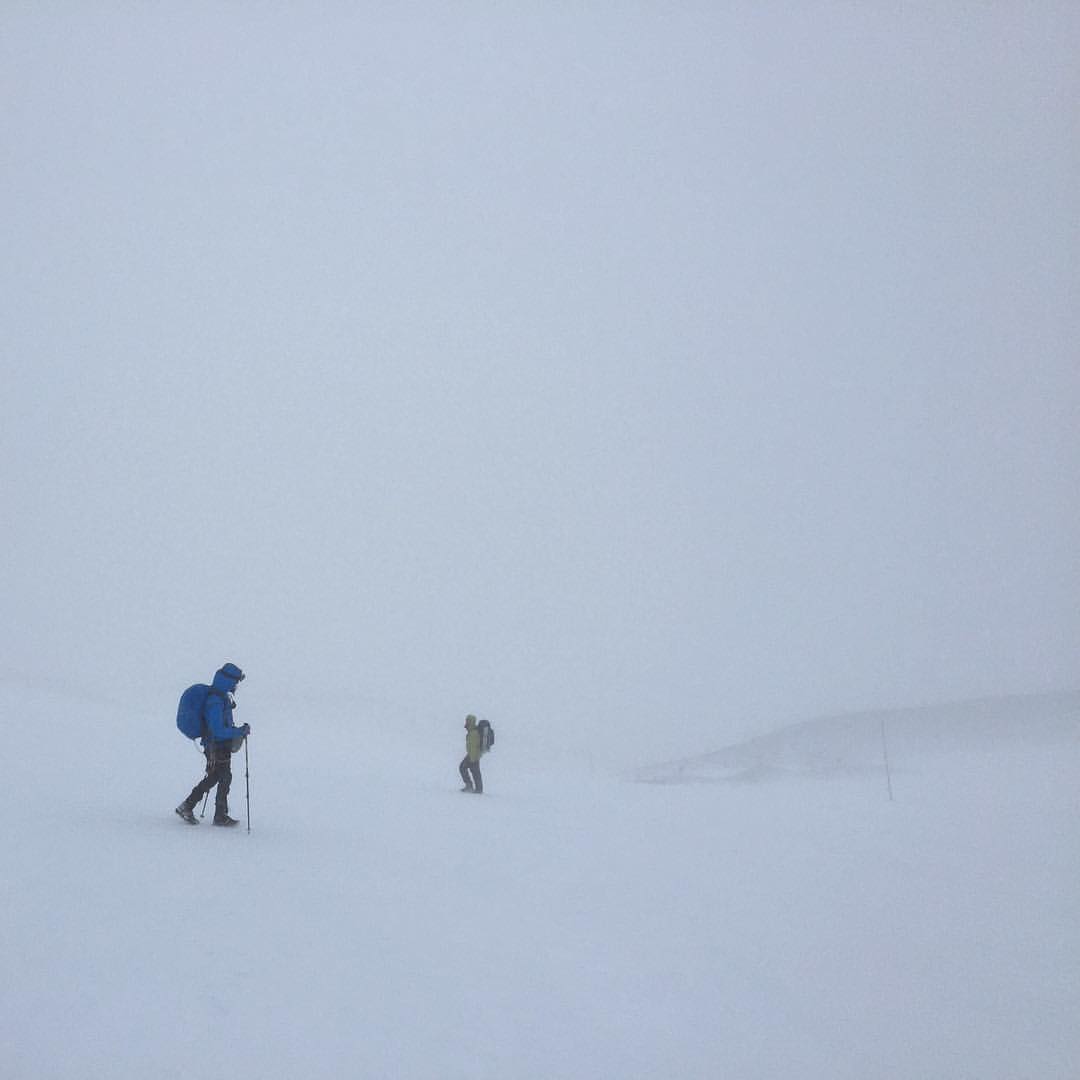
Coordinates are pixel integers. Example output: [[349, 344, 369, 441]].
[[460, 785, 474, 793], [175, 804, 198, 825], [213, 814, 240, 827]]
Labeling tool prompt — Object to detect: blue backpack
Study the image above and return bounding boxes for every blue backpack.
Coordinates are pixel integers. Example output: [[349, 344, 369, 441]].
[[176, 684, 213, 740]]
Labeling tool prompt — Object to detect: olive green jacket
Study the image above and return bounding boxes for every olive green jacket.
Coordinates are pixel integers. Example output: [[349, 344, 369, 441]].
[[464, 718, 482, 763]]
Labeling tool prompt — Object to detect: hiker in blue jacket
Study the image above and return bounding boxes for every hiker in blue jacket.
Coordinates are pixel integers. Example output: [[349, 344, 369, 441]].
[[175, 662, 250, 826]]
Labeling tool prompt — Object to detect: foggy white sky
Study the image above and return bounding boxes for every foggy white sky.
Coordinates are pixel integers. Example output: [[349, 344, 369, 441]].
[[3, 6, 1077, 762]]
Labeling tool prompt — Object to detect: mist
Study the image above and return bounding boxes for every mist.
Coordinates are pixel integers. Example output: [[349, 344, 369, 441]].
[[3, 6, 1077, 766]]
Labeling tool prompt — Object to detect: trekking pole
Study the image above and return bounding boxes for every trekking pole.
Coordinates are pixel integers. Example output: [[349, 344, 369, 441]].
[[199, 751, 211, 818], [244, 736, 251, 833]]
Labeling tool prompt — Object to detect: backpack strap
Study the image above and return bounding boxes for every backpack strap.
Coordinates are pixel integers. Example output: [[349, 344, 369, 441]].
[[201, 687, 226, 736]]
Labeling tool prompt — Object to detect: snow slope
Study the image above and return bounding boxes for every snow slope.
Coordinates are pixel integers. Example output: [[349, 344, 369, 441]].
[[2, 683, 1078, 1079]]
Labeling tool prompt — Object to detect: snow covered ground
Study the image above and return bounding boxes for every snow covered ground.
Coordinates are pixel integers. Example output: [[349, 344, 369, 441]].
[[3, 682, 1078, 1080]]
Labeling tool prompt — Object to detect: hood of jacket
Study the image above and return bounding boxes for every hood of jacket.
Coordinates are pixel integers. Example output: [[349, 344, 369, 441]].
[[212, 662, 244, 694]]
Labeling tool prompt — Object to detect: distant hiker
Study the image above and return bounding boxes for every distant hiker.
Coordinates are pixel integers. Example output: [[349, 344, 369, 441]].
[[175, 662, 250, 826], [459, 714, 483, 794]]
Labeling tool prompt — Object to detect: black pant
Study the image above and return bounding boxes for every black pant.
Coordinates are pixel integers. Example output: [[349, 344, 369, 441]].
[[186, 746, 233, 815], [459, 756, 482, 793]]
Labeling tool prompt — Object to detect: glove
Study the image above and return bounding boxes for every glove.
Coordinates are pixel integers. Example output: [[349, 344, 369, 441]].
[[238, 723, 251, 737]]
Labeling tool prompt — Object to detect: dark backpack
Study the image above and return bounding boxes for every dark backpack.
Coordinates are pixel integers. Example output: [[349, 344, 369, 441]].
[[478, 718, 495, 753], [176, 684, 211, 740]]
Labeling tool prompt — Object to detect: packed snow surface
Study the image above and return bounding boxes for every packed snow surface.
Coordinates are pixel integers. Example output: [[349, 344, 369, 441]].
[[3, 684, 1077, 1079]]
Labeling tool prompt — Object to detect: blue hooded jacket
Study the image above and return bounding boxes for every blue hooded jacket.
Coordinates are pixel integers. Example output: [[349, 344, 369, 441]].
[[201, 662, 247, 748]]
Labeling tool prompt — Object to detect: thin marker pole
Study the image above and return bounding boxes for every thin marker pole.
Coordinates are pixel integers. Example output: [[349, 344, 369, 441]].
[[880, 715, 894, 802]]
